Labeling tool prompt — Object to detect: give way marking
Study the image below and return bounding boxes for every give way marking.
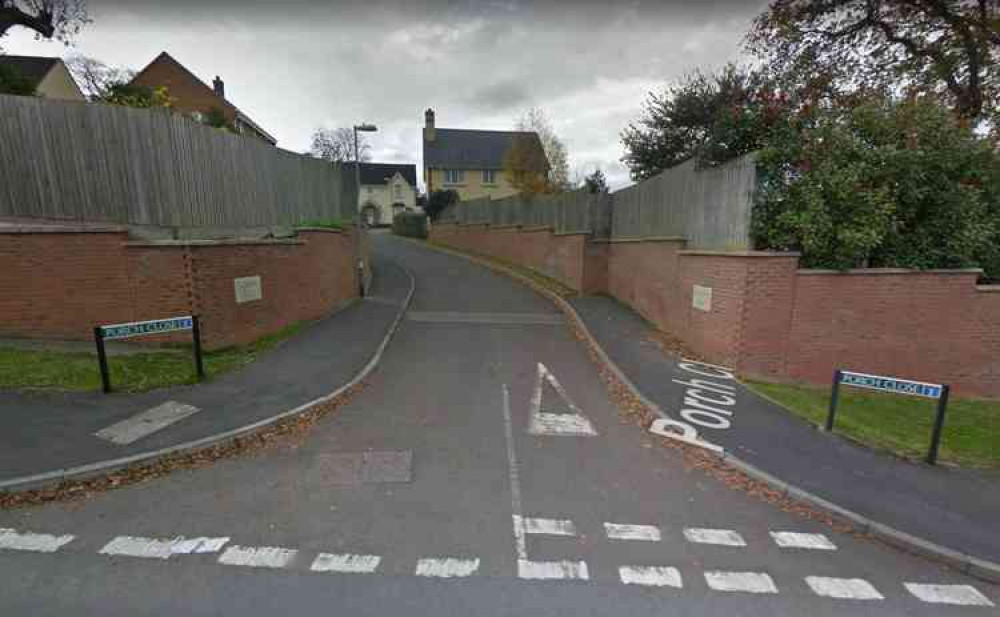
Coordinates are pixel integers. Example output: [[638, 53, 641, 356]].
[[527, 363, 597, 437]]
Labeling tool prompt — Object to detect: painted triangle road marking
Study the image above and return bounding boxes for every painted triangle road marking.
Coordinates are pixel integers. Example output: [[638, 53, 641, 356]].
[[527, 363, 597, 437]]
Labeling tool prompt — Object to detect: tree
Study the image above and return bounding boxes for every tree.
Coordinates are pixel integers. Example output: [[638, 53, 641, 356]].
[[513, 107, 571, 191], [98, 82, 173, 109], [65, 54, 133, 100], [423, 188, 459, 221], [310, 127, 371, 162], [583, 168, 609, 194], [0, 0, 89, 42], [620, 64, 772, 181], [0, 62, 32, 94], [747, 0, 1000, 125]]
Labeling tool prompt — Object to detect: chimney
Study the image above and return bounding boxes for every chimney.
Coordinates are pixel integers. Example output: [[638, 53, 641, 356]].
[[213, 76, 225, 98], [424, 108, 436, 142]]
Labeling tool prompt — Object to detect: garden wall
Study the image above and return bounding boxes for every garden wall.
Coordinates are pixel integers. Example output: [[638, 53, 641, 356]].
[[0, 225, 360, 350]]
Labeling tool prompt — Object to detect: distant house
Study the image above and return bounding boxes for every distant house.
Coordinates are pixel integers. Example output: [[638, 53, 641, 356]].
[[358, 163, 418, 226], [0, 55, 85, 101], [422, 108, 550, 200], [130, 52, 276, 145]]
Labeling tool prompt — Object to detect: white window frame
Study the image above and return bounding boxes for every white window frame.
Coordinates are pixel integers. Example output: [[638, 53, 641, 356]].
[[482, 169, 498, 185], [444, 169, 465, 185]]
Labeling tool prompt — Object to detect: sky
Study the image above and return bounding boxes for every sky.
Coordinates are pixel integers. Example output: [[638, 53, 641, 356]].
[[1, 0, 766, 190]]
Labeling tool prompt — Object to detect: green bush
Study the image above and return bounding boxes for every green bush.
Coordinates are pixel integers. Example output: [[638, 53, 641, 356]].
[[392, 212, 428, 239]]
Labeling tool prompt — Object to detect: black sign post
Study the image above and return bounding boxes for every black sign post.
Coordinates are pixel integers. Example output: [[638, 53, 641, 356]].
[[94, 315, 203, 394], [826, 369, 950, 465]]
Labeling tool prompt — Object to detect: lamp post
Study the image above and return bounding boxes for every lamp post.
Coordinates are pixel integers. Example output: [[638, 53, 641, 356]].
[[353, 123, 377, 297]]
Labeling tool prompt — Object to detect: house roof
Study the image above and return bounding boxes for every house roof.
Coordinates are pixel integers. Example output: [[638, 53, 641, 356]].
[[359, 163, 417, 186], [131, 52, 277, 145], [423, 128, 550, 171], [0, 55, 60, 89]]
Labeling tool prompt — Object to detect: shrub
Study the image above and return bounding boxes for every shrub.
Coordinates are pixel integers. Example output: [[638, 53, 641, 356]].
[[392, 212, 427, 239]]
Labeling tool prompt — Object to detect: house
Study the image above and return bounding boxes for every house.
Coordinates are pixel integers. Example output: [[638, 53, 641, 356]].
[[422, 108, 550, 200], [130, 52, 276, 145], [0, 55, 85, 101], [358, 163, 418, 226]]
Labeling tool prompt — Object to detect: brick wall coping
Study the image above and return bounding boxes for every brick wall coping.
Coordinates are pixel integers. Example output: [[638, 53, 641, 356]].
[[294, 227, 345, 234], [604, 235, 686, 244], [520, 225, 555, 233], [0, 224, 128, 235], [487, 224, 521, 230], [124, 238, 305, 248], [977, 285, 1000, 293], [798, 267, 984, 276], [679, 249, 799, 258], [553, 230, 591, 237]]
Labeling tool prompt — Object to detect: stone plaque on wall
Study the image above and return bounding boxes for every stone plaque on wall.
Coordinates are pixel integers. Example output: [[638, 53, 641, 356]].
[[692, 285, 712, 312], [234, 276, 263, 304]]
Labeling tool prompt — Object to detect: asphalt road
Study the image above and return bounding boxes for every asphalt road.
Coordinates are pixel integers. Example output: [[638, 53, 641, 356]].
[[0, 233, 995, 616]]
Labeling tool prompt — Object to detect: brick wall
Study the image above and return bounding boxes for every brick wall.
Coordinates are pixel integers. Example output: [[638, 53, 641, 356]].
[[0, 228, 358, 350]]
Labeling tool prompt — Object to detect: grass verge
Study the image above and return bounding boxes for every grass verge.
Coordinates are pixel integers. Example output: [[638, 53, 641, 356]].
[[746, 380, 1000, 469], [0, 322, 307, 393]]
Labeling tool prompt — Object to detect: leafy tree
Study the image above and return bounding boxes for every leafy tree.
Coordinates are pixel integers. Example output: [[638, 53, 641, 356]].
[[310, 127, 371, 162], [203, 106, 235, 132], [98, 82, 173, 109], [511, 107, 571, 192], [583, 167, 609, 194], [0, 0, 89, 43], [620, 64, 773, 181], [0, 62, 32, 94], [746, 0, 1000, 126], [423, 188, 459, 221], [753, 94, 1000, 277], [65, 54, 133, 100]]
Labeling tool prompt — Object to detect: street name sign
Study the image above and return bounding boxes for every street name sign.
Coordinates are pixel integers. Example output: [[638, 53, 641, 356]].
[[101, 316, 194, 340], [838, 370, 944, 399]]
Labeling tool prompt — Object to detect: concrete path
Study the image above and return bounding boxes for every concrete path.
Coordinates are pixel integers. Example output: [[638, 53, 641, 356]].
[[0, 253, 410, 486], [0, 234, 995, 616], [569, 294, 1000, 566]]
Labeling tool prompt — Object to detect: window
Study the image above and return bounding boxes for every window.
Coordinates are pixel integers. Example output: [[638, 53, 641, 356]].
[[444, 169, 465, 184], [482, 169, 497, 185], [394, 184, 402, 199]]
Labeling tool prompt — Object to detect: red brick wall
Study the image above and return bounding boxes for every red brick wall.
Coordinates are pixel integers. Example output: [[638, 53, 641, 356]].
[[0, 229, 358, 350]]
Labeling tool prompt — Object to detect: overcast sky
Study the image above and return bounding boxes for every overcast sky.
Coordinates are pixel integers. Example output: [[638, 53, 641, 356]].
[[2, 0, 766, 190]]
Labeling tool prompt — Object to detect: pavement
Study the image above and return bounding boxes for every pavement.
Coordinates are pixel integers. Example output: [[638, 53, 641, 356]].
[[568, 295, 1000, 566], [0, 251, 411, 487], [0, 233, 996, 615]]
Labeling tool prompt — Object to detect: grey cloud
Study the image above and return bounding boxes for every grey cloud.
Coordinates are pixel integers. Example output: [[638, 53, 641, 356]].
[[465, 79, 531, 113]]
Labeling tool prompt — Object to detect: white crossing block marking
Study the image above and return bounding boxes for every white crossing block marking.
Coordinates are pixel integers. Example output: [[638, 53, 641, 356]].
[[518, 559, 589, 581], [683, 528, 746, 547], [218, 545, 298, 569], [705, 571, 778, 594], [771, 531, 837, 550], [310, 553, 381, 574], [95, 401, 201, 445], [528, 363, 598, 437], [523, 517, 577, 537], [99, 536, 229, 560], [619, 566, 682, 588], [806, 576, 884, 600], [0, 528, 74, 553], [415, 557, 480, 578], [605, 523, 661, 542], [904, 583, 995, 606]]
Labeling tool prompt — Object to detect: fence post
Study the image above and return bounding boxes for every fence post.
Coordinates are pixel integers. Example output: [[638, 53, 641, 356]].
[[825, 370, 842, 431]]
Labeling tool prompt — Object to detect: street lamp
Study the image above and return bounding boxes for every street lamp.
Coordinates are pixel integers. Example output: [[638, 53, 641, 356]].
[[353, 123, 377, 297]]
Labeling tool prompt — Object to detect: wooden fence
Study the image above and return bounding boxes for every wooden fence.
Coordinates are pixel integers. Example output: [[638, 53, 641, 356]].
[[0, 94, 356, 230], [438, 153, 757, 249]]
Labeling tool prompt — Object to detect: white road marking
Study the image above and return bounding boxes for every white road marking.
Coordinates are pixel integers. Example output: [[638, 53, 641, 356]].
[[94, 401, 201, 445], [310, 553, 381, 574], [502, 385, 528, 563], [218, 545, 298, 569], [518, 559, 589, 581], [604, 523, 661, 542], [415, 557, 480, 578], [683, 528, 746, 547], [770, 531, 837, 550], [523, 517, 576, 537], [527, 363, 597, 437], [806, 576, 884, 600], [0, 528, 74, 553], [619, 566, 682, 588], [704, 571, 778, 594], [904, 583, 995, 606], [99, 536, 229, 559]]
